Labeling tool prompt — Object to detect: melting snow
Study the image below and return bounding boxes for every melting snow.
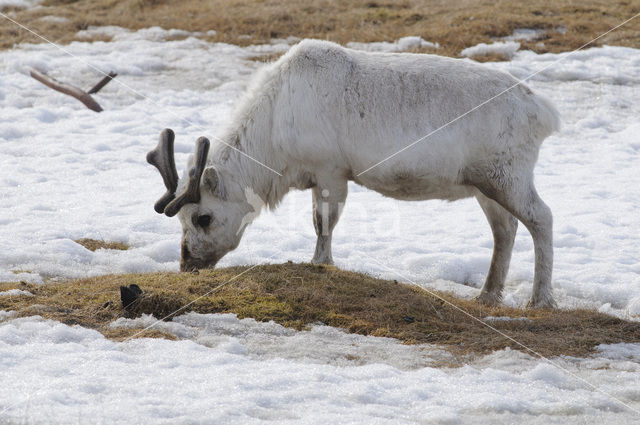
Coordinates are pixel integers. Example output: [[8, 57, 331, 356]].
[[0, 289, 33, 297], [0, 0, 41, 9], [461, 40, 521, 58], [110, 312, 455, 369], [347, 36, 438, 52], [483, 316, 532, 323], [502, 28, 546, 42], [1, 27, 640, 423], [0, 315, 639, 424]]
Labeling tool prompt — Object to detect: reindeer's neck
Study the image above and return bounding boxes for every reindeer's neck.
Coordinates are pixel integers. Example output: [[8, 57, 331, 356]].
[[210, 63, 313, 208], [212, 123, 301, 210]]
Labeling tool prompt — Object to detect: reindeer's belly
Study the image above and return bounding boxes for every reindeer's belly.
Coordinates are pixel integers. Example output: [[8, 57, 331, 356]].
[[353, 172, 475, 201]]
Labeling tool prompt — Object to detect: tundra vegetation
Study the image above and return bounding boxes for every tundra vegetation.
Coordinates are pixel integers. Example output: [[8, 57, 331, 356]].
[[0, 0, 639, 61], [2, 0, 640, 359], [2, 263, 640, 360]]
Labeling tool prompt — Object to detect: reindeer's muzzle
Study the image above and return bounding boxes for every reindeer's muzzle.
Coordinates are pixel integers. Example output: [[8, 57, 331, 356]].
[[179, 243, 219, 272]]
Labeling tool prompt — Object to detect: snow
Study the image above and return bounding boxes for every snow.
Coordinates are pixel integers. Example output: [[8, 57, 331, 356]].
[[1, 27, 640, 423], [0, 289, 33, 297], [110, 312, 455, 369], [347, 36, 438, 52], [1, 315, 639, 424], [38, 15, 69, 24], [496, 45, 640, 85], [483, 316, 531, 323], [0, 0, 41, 9], [0, 310, 17, 321], [461, 40, 521, 58], [502, 28, 546, 42], [627, 297, 640, 318]]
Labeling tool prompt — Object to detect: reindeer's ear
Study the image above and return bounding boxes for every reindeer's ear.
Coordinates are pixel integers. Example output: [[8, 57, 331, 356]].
[[203, 166, 227, 200]]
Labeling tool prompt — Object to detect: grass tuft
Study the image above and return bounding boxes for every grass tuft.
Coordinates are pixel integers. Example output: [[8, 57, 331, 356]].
[[1, 263, 639, 359], [74, 238, 129, 252]]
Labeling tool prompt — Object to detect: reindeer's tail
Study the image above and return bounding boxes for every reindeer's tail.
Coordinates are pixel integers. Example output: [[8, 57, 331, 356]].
[[531, 91, 561, 142]]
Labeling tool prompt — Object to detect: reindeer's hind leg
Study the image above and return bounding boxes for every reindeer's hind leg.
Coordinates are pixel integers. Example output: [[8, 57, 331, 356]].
[[516, 188, 555, 309], [311, 178, 347, 265], [472, 173, 555, 309], [475, 192, 518, 306]]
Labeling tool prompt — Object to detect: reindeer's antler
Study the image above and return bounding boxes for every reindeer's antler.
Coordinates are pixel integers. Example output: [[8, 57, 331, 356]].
[[147, 129, 179, 214], [163, 137, 210, 217]]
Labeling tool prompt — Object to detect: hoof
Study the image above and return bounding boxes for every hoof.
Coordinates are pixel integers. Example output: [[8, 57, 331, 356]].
[[311, 257, 333, 265], [475, 291, 502, 306], [526, 294, 557, 309]]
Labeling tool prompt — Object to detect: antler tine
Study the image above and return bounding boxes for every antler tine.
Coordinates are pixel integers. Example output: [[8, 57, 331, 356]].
[[164, 137, 211, 217], [147, 128, 179, 214]]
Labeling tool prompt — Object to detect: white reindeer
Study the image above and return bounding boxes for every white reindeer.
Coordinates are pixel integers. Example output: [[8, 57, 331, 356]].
[[147, 39, 560, 308]]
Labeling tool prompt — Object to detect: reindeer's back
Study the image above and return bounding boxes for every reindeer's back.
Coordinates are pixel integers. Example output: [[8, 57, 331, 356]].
[[272, 40, 559, 192]]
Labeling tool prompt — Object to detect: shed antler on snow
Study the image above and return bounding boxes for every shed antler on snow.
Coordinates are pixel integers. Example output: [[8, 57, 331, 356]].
[[29, 69, 117, 112]]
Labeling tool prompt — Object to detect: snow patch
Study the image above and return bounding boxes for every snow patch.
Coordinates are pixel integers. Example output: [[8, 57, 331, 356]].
[[461, 41, 521, 59], [347, 36, 438, 52], [110, 312, 455, 369], [1, 316, 639, 424], [502, 28, 546, 42], [627, 297, 640, 318], [0, 0, 41, 9], [596, 343, 640, 362], [38, 15, 69, 24], [0, 310, 17, 321], [74, 25, 125, 40], [494, 46, 640, 85], [484, 316, 532, 323], [0, 289, 34, 297]]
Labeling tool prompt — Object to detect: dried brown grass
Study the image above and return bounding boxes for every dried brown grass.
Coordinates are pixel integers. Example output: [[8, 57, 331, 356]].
[[0, 0, 639, 58], [2, 263, 639, 359], [74, 238, 129, 251]]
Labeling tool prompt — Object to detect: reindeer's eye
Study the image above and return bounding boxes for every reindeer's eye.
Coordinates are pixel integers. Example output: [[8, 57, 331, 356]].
[[196, 215, 211, 228]]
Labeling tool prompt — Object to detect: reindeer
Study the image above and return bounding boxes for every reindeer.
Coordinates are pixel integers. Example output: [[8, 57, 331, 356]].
[[147, 39, 560, 308]]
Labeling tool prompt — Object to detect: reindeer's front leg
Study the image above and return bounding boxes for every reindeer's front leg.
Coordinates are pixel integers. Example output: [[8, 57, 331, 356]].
[[311, 179, 347, 265]]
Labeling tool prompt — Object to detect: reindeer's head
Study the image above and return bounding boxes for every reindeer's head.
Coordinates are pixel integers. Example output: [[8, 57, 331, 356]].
[[147, 129, 254, 272]]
